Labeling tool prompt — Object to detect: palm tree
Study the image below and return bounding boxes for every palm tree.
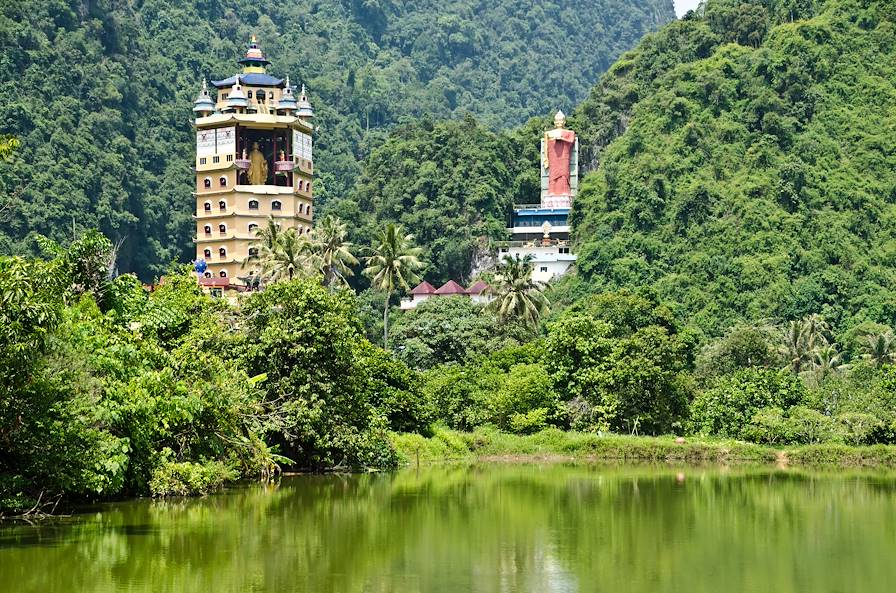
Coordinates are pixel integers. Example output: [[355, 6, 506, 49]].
[[309, 215, 358, 289], [259, 227, 312, 283], [779, 315, 828, 373], [363, 223, 423, 348], [811, 342, 847, 384], [862, 331, 896, 367], [488, 254, 550, 329]]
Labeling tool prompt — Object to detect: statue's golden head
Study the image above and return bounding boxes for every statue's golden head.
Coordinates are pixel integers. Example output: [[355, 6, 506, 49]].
[[553, 110, 566, 129]]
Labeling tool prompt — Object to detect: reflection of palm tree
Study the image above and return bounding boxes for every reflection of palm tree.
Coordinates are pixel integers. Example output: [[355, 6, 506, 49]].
[[363, 223, 423, 348], [488, 254, 549, 329], [862, 332, 896, 367], [309, 215, 358, 290]]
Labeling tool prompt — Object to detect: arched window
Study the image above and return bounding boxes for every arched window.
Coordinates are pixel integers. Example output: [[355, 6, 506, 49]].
[[249, 199, 259, 210], [248, 223, 258, 232], [219, 247, 227, 257], [203, 271, 212, 278], [203, 201, 211, 211], [247, 90, 253, 99], [256, 89, 266, 103], [307, 182, 311, 192], [219, 270, 227, 278], [299, 203, 304, 214], [298, 180, 304, 191], [203, 248, 211, 258], [219, 200, 226, 211], [272, 200, 282, 211], [248, 247, 258, 257], [219, 176, 227, 187], [204, 225, 211, 235], [299, 227, 304, 235], [218, 224, 226, 233], [306, 206, 311, 216], [204, 178, 212, 189]]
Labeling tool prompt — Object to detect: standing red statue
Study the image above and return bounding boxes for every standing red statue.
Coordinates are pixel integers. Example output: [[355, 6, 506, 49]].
[[544, 111, 576, 196]]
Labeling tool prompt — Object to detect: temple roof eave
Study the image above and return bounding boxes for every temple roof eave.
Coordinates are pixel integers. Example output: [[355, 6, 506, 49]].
[[194, 113, 312, 132], [212, 73, 285, 88]]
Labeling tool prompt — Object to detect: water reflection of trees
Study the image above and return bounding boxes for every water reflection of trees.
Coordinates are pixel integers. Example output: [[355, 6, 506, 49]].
[[3, 465, 896, 593]]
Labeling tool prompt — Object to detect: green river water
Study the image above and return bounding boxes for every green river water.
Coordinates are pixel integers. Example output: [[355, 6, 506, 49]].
[[1, 463, 895, 592]]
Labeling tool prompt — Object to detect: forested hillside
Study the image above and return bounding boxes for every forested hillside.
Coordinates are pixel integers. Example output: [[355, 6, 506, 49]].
[[569, 0, 896, 338], [0, 0, 674, 278]]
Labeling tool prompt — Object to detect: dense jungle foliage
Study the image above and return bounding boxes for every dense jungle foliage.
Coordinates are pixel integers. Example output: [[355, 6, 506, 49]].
[[0, 0, 673, 279], [567, 0, 896, 338]]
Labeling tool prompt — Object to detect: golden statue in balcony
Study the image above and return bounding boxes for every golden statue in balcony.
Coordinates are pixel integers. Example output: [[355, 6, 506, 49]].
[[247, 142, 268, 185]]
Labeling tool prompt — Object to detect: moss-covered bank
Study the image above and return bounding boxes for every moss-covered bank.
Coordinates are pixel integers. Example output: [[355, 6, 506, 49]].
[[391, 428, 896, 469]]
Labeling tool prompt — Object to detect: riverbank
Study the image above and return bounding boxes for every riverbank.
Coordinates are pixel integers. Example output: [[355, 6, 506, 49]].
[[390, 427, 896, 469]]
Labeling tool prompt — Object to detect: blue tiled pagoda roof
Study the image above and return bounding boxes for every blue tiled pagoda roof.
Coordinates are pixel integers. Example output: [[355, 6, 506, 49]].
[[212, 73, 285, 88]]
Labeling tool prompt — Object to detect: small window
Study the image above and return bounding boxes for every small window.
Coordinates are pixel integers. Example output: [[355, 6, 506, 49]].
[[257, 90, 266, 102], [218, 224, 226, 233], [559, 247, 570, 254], [219, 270, 227, 278], [306, 206, 311, 216], [540, 267, 548, 273], [272, 200, 282, 211], [204, 201, 211, 211], [199, 157, 207, 165], [222, 93, 229, 100], [219, 200, 226, 211], [299, 203, 304, 214], [210, 287, 223, 298], [219, 176, 227, 187], [204, 225, 212, 235], [248, 91, 253, 99], [307, 182, 311, 192], [249, 199, 259, 210], [204, 178, 211, 189], [213, 156, 220, 164], [219, 247, 227, 257], [248, 247, 258, 257], [203, 271, 212, 278], [500, 247, 508, 253], [299, 227, 304, 235], [226, 154, 233, 162], [203, 249, 211, 258], [248, 223, 258, 232]]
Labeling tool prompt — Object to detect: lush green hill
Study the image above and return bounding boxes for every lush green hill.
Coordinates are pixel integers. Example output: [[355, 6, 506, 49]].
[[569, 0, 896, 337], [0, 0, 674, 279]]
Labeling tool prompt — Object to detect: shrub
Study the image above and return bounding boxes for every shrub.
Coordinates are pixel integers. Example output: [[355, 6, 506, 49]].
[[689, 368, 806, 439], [149, 459, 238, 497]]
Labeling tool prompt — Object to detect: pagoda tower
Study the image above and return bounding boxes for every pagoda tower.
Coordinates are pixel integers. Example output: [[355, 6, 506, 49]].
[[191, 36, 315, 286]]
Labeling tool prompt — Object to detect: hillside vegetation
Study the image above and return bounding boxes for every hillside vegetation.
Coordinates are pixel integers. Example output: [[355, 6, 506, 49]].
[[0, 0, 673, 279], [568, 0, 896, 338]]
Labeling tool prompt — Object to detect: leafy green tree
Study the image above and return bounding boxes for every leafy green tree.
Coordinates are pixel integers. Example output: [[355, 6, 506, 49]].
[[489, 254, 550, 329], [545, 292, 693, 434], [363, 223, 423, 348], [390, 296, 525, 370]]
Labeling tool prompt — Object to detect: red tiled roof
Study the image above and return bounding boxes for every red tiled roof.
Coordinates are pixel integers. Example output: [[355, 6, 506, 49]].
[[467, 280, 490, 295], [410, 281, 438, 295], [435, 280, 467, 295], [199, 277, 231, 287]]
